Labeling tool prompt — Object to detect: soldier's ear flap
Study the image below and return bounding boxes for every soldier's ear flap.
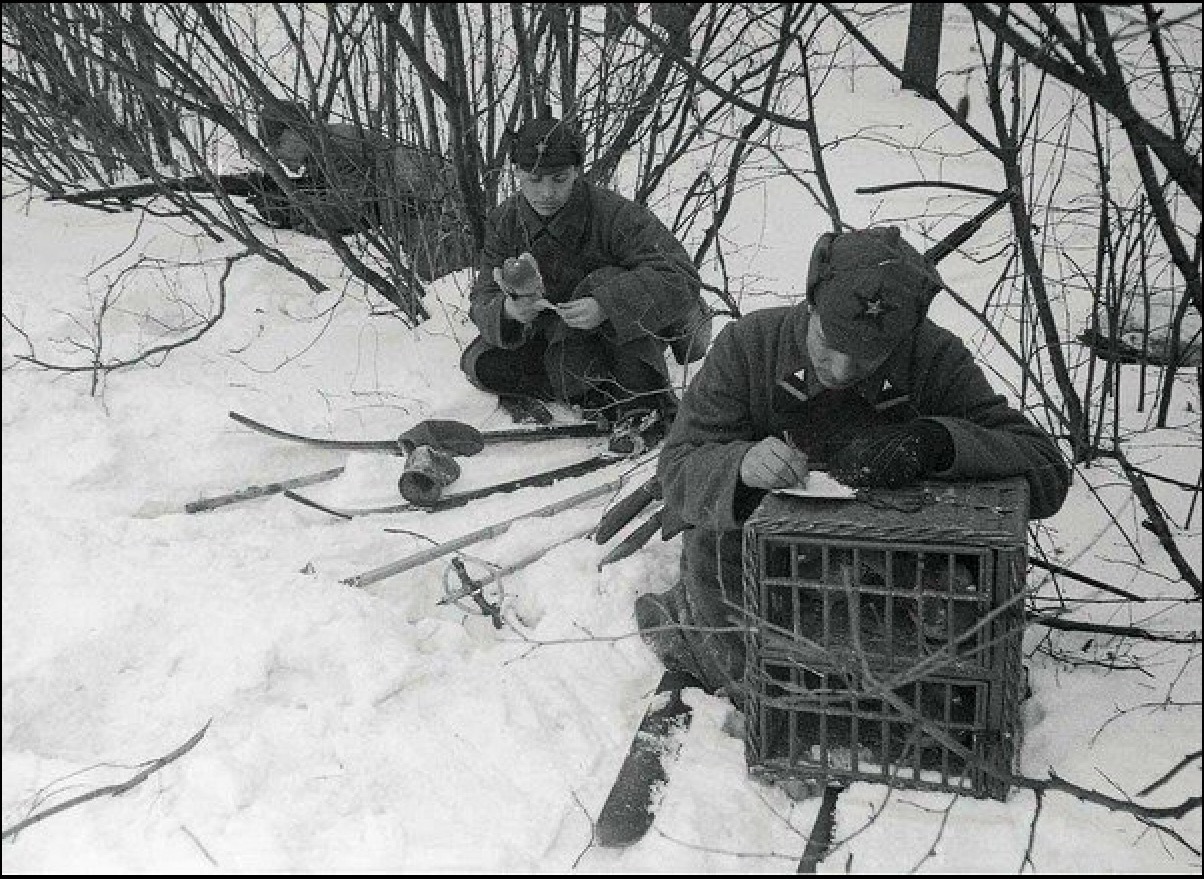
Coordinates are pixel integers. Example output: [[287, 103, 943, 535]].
[[806, 232, 837, 305]]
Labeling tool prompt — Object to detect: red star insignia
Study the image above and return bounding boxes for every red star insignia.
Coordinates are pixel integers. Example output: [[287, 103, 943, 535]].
[[853, 293, 894, 332]]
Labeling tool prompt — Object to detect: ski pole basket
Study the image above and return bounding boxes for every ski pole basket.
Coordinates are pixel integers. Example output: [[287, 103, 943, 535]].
[[740, 478, 1030, 800]]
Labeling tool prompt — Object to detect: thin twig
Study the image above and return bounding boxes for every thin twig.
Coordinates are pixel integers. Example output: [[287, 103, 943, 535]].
[[1030, 614, 1200, 644], [2, 720, 212, 841], [1137, 750, 1203, 798]]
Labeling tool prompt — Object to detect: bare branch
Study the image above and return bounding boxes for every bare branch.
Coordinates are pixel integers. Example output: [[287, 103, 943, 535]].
[[2, 720, 212, 841]]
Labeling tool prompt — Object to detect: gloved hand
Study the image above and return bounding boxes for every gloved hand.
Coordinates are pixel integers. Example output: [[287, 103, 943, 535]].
[[829, 420, 953, 488]]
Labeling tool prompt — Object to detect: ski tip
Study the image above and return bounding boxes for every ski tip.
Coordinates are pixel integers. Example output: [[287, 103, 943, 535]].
[[594, 820, 647, 849], [659, 668, 708, 694]]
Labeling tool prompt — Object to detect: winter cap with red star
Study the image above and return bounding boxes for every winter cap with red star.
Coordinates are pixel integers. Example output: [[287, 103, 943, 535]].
[[511, 117, 585, 172], [806, 226, 945, 359]]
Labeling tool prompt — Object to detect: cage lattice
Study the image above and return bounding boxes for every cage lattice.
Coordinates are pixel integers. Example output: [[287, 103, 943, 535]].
[[741, 478, 1030, 800]]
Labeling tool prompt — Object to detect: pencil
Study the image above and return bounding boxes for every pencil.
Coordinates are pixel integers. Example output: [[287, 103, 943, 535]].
[[781, 431, 810, 488]]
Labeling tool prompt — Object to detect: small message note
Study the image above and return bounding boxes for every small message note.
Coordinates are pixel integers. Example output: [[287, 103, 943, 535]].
[[772, 471, 857, 500]]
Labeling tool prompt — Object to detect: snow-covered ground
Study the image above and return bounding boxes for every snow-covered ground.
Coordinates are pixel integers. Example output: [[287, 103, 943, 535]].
[[3, 22, 1201, 869], [3, 177, 1200, 873]]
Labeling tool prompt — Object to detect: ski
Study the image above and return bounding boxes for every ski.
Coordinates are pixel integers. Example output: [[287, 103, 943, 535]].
[[797, 783, 844, 873], [595, 474, 661, 544], [594, 668, 700, 848], [596, 505, 664, 570], [498, 394, 555, 425], [228, 410, 607, 454], [279, 489, 353, 519], [591, 671, 845, 860], [285, 453, 627, 519]]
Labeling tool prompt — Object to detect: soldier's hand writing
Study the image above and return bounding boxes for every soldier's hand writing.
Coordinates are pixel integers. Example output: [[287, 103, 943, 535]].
[[557, 297, 605, 330], [739, 437, 809, 490]]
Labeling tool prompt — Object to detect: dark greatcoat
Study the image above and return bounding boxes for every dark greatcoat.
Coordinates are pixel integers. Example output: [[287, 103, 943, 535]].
[[290, 123, 458, 225], [646, 304, 1072, 694], [461, 178, 702, 402], [256, 122, 470, 280]]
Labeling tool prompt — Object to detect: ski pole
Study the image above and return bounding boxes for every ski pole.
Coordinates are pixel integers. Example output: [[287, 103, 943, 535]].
[[438, 520, 598, 606], [342, 477, 623, 588], [185, 466, 345, 513]]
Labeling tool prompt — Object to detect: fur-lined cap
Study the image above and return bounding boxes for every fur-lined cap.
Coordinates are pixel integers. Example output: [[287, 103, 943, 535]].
[[510, 117, 585, 171], [806, 226, 945, 358]]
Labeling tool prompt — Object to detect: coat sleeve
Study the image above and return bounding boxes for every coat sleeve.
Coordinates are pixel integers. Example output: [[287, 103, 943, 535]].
[[909, 325, 1071, 519], [467, 205, 530, 349], [585, 199, 702, 346], [657, 322, 764, 536]]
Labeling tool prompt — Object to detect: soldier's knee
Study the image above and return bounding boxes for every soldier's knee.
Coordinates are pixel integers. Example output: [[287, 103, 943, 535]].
[[459, 336, 494, 391]]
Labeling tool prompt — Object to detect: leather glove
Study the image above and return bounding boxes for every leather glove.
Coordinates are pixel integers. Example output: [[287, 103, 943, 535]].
[[829, 420, 953, 488], [398, 419, 485, 457]]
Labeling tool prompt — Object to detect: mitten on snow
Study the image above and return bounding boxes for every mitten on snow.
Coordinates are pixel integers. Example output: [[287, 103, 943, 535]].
[[398, 419, 485, 457], [398, 445, 462, 505], [829, 419, 953, 488]]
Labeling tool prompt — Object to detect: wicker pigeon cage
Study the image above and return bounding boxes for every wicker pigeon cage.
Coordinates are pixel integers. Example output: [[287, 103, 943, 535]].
[[740, 478, 1030, 799]]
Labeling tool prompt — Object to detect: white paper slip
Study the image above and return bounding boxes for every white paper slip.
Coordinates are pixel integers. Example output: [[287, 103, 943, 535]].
[[772, 471, 857, 500]]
